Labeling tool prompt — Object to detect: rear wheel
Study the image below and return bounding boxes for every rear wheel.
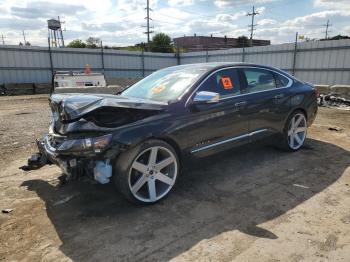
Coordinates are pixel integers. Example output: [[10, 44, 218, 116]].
[[114, 139, 179, 204], [278, 111, 307, 151]]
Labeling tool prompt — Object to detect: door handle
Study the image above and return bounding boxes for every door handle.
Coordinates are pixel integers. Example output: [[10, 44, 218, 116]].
[[235, 101, 247, 107], [274, 94, 284, 99]]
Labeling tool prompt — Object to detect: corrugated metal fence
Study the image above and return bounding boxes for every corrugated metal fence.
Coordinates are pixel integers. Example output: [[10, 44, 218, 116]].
[[0, 46, 177, 84], [181, 39, 350, 85], [1, 39, 350, 85]]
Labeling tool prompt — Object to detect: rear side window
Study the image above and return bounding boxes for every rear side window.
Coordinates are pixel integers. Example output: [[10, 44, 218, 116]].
[[274, 73, 290, 87], [240, 68, 276, 94], [197, 68, 241, 98]]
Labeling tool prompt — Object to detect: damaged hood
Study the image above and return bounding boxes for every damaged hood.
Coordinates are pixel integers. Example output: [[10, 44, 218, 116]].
[[50, 93, 167, 122]]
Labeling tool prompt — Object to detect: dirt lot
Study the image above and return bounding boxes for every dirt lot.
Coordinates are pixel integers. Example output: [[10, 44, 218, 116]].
[[0, 95, 349, 262]]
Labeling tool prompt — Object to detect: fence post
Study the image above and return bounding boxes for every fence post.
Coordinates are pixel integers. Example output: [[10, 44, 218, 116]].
[[292, 32, 298, 76], [175, 45, 181, 65], [141, 46, 145, 77], [47, 37, 54, 94], [100, 41, 105, 74], [242, 42, 245, 62]]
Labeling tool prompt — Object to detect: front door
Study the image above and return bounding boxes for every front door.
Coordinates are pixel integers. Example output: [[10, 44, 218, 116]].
[[184, 67, 250, 157]]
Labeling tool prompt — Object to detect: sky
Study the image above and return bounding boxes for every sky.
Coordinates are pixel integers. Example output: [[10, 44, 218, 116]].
[[0, 0, 349, 47]]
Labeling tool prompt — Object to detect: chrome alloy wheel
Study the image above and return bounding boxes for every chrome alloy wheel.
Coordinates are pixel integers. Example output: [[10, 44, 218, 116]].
[[287, 113, 307, 150], [128, 146, 178, 203]]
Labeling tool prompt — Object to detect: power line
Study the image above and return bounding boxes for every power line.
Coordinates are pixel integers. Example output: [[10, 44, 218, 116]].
[[247, 6, 259, 46], [143, 0, 154, 47], [153, 19, 175, 25], [323, 19, 332, 39], [155, 11, 222, 23]]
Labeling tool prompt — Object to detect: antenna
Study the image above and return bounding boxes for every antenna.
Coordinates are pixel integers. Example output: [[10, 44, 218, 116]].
[[1, 34, 4, 45], [247, 6, 259, 47]]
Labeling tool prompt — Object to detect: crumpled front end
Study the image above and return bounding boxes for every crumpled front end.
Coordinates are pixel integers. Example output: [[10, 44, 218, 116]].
[[36, 131, 123, 184], [26, 93, 165, 184]]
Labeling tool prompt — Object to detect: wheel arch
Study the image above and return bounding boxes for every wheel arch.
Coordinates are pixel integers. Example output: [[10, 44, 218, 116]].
[[121, 135, 183, 167], [293, 107, 307, 119], [281, 107, 308, 132], [158, 136, 182, 165]]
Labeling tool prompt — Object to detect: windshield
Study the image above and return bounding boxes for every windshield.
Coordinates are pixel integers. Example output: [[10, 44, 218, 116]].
[[121, 66, 208, 102]]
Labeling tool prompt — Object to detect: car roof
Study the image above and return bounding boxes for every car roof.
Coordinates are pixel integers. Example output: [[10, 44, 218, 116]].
[[166, 62, 279, 71], [164, 62, 292, 78]]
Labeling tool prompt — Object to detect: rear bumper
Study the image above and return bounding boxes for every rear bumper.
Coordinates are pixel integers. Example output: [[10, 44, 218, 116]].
[[307, 100, 318, 127]]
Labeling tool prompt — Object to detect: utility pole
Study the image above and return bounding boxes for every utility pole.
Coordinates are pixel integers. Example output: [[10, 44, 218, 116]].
[[292, 32, 298, 76], [323, 19, 331, 39], [143, 0, 153, 50], [100, 41, 105, 73], [247, 6, 259, 47], [1, 34, 4, 45], [22, 30, 27, 45], [47, 36, 54, 94]]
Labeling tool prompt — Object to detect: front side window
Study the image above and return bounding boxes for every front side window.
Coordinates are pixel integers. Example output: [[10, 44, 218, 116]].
[[240, 68, 276, 94], [196, 68, 241, 98]]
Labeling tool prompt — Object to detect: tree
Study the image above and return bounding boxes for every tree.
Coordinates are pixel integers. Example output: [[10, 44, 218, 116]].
[[237, 36, 249, 47], [324, 35, 350, 41], [86, 37, 101, 48], [67, 39, 86, 48], [150, 33, 173, 53]]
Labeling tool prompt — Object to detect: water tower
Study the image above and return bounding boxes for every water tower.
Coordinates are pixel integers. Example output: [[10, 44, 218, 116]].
[[47, 17, 65, 47]]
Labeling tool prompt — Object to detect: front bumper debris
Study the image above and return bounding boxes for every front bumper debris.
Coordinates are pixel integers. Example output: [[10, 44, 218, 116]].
[[23, 134, 119, 184]]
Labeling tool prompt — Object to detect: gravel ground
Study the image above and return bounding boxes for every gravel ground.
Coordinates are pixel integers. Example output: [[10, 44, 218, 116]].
[[0, 95, 349, 262]]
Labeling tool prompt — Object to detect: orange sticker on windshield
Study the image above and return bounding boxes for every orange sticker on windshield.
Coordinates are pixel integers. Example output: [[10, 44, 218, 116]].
[[221, 77, 233, 89], [151, 85, 166, 94]]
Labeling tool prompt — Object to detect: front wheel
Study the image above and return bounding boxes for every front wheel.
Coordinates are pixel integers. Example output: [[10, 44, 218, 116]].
[[113, 139, 179, 204], [278, 111, 307, 151]]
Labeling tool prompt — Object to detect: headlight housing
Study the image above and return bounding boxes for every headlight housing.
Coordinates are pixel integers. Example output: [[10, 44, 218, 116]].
[[57, 134, 112, 153]]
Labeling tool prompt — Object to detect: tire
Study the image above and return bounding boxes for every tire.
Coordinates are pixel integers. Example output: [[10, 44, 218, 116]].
[[277, 110, 307, 152], [113, 139, 179, 204]]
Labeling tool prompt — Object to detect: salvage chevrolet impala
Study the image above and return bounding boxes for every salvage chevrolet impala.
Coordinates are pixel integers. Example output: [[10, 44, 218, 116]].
[[35, 63, 318, 204]]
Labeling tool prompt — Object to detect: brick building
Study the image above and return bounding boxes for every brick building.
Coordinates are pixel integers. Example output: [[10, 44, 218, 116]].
[[173, 35, 270, 52]]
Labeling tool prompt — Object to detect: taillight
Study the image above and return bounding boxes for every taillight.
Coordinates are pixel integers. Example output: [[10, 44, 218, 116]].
[[313, 87, 319, 97], [315, 89, 320, 97]]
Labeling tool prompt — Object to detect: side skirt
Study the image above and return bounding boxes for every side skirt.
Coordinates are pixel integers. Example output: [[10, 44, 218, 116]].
[[190, 129, 268, 154]]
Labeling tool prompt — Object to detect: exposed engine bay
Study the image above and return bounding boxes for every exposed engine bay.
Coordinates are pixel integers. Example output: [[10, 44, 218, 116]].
[[24, 93, 166, 184]]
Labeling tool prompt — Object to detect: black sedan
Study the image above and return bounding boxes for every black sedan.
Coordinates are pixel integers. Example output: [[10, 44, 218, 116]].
[[37, 62, 318, 204]]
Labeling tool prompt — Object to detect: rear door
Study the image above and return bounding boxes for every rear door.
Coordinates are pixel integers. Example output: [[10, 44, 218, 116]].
[[238, 67, 292, 140], [185, 68, 250, 157]]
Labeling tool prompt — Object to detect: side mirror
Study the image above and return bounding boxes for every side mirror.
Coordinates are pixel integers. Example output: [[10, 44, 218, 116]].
[[193, 91, 220, 104]]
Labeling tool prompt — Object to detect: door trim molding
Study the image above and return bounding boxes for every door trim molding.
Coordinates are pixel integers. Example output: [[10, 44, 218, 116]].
[[190, 129, 268, 153]]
